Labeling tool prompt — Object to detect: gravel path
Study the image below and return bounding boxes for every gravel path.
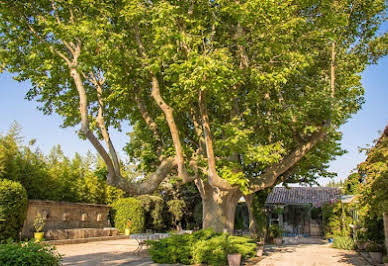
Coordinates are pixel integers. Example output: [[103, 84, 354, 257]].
[[256, 243, 371, 266], [55, 239, 370, 266], [55, 239, 166, 266]]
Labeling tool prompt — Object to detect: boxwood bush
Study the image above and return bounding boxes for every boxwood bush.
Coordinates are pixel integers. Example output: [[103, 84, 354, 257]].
[[0, 179, 28, 241], [111, 197, 144, 233], [0, 241, 62, 265], [332, 236, 355, 250], [147, 229, 256, 265]]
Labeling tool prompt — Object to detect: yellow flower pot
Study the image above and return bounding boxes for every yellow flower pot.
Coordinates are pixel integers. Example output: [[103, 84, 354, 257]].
[[34, 232, 44, 242], [124, 228, 131, 236]]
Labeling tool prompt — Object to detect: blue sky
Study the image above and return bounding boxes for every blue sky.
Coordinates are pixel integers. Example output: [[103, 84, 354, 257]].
[[0, 56, 387, 186]]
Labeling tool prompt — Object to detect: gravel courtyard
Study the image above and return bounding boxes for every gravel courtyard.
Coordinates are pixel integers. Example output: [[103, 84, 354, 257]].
[[257, 243, 371, 266], [55, 239, 165, 266], [55, 239, 371, 266]]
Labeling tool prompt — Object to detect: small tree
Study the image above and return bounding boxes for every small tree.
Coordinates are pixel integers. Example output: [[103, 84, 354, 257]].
[[33, 213, 45, 233], [358, 125, 388, 254], [168, 200, 186, 231]]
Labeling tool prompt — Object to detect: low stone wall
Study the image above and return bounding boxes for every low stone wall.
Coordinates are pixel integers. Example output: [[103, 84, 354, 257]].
[[22, 200, 111, 239]]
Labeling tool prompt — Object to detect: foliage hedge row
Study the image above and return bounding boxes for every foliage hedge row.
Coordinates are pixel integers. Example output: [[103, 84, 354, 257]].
[[0, 179, 28, 242], [332, 236, 355, 250], [0, 241, 62, 266], [111, 197, 144, 233], [147, 229, 256, 265], [0, 125, 125, 205]]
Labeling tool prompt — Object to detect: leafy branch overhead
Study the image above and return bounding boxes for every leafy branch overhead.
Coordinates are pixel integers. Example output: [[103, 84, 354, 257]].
[[0, 0, 386, 195]]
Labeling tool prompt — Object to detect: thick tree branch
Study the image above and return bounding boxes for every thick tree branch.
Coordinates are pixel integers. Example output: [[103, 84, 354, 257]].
[[151, 76, 195, 183], [331, 41, 336, 97], [134, 26, 195, 183], [88, 72, 121, 177], [135, 94, 163, 155], [115, 157, 177, 195], [199, 90, 235, 190], [248, 126, 327, 193], [249, 40, 337, 193]]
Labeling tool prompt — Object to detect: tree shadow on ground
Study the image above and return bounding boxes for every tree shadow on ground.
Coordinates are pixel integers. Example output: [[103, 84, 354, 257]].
[[334, 252, 372, 266], [61, 251, 169, 266], [263, 243, 326, 256]]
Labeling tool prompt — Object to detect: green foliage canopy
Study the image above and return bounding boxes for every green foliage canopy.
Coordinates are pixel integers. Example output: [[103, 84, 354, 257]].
[[0, 1, 386, 195], [0, 179, 28, 242]]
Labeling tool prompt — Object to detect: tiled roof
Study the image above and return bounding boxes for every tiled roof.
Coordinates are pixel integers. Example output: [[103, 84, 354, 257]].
[[265, 187, 342, 207]]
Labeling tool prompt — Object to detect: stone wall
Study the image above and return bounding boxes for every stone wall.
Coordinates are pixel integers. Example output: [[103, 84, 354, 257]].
[[21, 200, 111, 239]]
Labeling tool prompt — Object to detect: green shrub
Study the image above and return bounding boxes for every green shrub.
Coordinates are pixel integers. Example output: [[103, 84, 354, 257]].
[[147, 233, 193, 264], [267, 224, 282, 240], [365, 241, 383, 252], [228, 235, 257, 257], [111, 198, 144, 233], [147, 229, 256, 265], [0, 179, 28, 241], [332, 236, 355, 250], [137, 195, 165, 231], [0, 241, 62, 265], [192, 234, 229, 266]]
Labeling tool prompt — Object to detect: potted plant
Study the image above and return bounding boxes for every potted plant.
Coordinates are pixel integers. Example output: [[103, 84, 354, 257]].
[[227, 253, 241, 266], [33, 213, 45, 242], [226, 239, 242, 266], [269, 224, 283, 245], [366, 242, 382, 264], [256, 244, 264, 257], [124, 220, 131, 236]]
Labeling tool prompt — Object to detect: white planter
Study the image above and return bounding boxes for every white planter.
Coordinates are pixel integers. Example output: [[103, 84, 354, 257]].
[[369, 252, 382, 264], [227, 253, 241, 266]]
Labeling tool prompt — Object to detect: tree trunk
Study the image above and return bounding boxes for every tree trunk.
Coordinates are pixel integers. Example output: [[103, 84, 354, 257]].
[[199, 182, 241, 233], [244, 194, 258, 238], [384, 212, 388, 255]]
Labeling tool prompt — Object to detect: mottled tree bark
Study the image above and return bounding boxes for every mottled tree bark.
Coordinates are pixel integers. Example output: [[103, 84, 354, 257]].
[[196, 179, 241, 233], [384, 212, 388, 255]]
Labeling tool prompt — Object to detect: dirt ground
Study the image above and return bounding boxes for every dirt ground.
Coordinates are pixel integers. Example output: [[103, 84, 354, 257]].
[[55, 239, 370, 266], [55, 239, 165, 266], [256, 243, 371, 266]]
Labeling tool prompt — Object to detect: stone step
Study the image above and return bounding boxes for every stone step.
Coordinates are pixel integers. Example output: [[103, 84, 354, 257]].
[[45, 227, 119, 240], [44, 234, 129, 245]]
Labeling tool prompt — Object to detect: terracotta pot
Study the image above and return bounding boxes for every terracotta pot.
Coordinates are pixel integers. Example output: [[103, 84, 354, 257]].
[[369, 252, 382, 264], [227, 253, 241, 266], [34, 232, 44, 242]]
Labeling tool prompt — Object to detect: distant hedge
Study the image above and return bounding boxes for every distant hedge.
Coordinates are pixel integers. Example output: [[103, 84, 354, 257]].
[[0, 179, 28, 241], [111, 197, 144, 233]]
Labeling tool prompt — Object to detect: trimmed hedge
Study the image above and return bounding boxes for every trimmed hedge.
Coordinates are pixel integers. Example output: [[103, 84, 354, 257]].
[[0, 241, 62, 265], [0, 179, 28, 241], [111, 197, 144, 233], [147, 229, 256, 265]]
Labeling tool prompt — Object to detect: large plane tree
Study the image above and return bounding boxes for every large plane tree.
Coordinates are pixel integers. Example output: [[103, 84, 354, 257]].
[[1, 0, 386, 232]]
